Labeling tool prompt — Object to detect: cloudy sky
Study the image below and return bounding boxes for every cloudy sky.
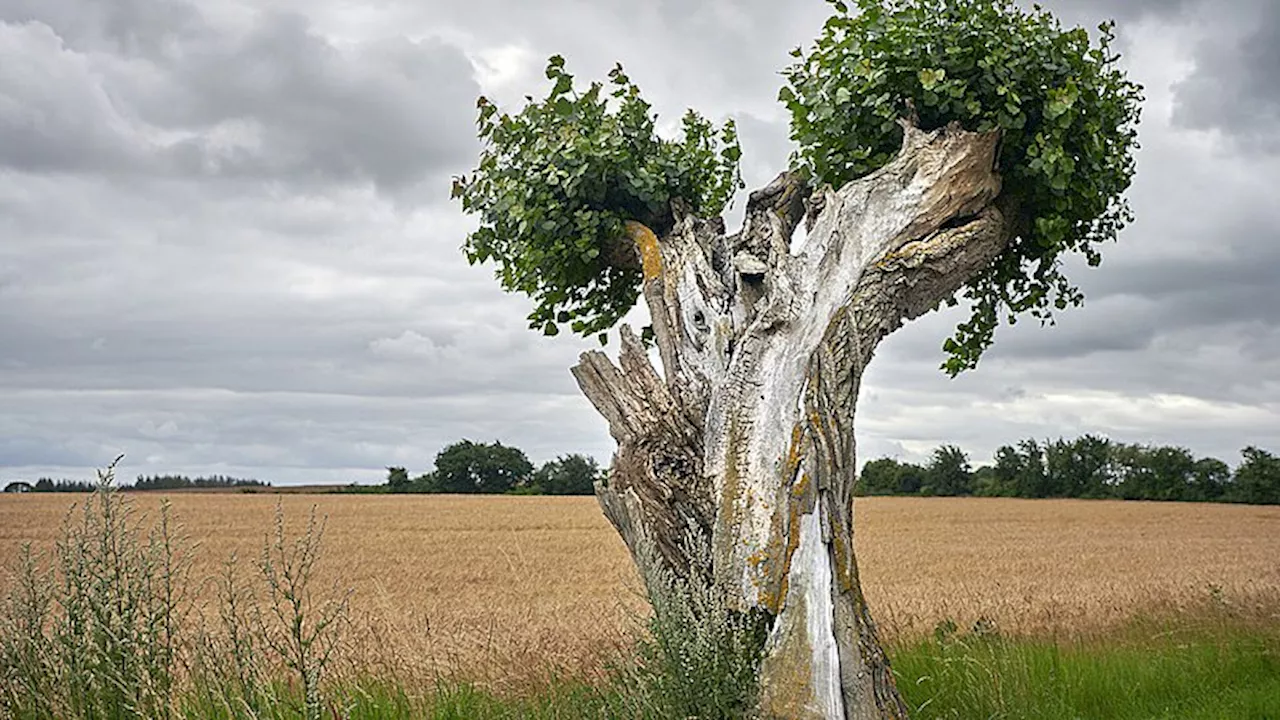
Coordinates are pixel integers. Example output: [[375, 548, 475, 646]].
[[1, 0, 1277, 485]]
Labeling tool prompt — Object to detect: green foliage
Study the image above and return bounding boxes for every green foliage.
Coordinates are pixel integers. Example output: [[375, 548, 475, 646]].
[[0, 458, 192, 720], [857, 457, 924, 496], [860, 436, 1280, 505], [923, 444, 973, 496], [254, 505, 351, 720], [385, 466, 412, 493], [530, 454, 602, 496], [0, 462, 351, 720], [612, 537, 768, 719], [892, 622, 1280, 720], [1231, 447, 1280, 505], [432, 440, 534, 494], [780, 0, 1143, 374], [31, 478, 96, 492], [381, 443, 605, 496], [132, 474, 268, 491], [454, 56, 744, 341]]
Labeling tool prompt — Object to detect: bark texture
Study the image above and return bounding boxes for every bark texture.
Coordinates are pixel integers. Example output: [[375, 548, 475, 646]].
[[572, 122, 1012, 719]]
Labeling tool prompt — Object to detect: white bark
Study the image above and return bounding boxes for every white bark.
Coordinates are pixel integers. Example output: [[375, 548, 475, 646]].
[[573, 121, 1011, 719]]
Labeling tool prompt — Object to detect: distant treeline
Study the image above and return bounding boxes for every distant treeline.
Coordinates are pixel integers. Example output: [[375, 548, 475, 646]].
[[131, 474, 270, 491], [350, 440, 602, 496], [3, 474, 270, 494], [858, 436, 1280, 505], [4, 478, 97, 493]]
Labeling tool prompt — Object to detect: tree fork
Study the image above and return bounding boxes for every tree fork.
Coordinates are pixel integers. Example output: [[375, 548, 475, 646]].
[[573, 121, 1011, 719]]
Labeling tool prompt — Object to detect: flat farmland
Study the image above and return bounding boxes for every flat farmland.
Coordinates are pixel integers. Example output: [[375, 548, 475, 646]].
[[2, 494, 1278, 687]]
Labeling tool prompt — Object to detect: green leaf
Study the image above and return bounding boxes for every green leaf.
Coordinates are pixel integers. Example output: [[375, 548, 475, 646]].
[[545, 55, 565, 78]]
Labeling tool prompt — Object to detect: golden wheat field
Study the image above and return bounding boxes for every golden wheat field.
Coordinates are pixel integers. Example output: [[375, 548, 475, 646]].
[[2, 493, 1278, 688]]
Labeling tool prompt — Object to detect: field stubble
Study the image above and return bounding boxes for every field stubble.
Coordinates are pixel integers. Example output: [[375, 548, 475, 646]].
[[1, 494, 1277, 689]]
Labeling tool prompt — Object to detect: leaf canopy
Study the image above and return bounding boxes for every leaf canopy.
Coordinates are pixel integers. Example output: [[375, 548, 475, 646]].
[[453, 58, 743, 341], [780, 0, 1143, 373], [454, 0, 1142, 374]]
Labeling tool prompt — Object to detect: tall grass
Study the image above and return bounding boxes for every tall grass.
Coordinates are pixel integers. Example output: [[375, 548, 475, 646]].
[[0, 461, 351, 720], [0, 457, 191, 719], [893, 619, 1280, 719], [0, 466, 770, 719]]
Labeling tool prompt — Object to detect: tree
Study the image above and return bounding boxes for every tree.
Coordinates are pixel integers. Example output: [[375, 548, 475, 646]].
[[386, 466, 412, 493], [533, 454, 603, 495], [1043, 435, 1113, 499], [856, 458, 927, 496], [1230, 447, 1280, 506], [923, 445, 972, 497], [984, 444, 1024, 497], [431, 441, 533, 494], [1141, 445, 1197, 502], [453, 0, 1140, 715], [1112, 443, 1198, 502], [1188, 457, 1231, 503]]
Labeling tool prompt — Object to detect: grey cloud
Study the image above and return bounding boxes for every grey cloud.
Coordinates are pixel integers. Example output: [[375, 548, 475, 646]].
[[1173, 0, 1280, 149], [0, 0, 204, 57], [2, 0, 1278, 486], [0, 1, 480, 191], [1030, 0, 1198, 24], [0, 22, 156, 173]]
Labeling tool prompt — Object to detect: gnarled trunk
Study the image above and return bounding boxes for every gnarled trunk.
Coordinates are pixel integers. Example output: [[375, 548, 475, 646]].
[[572, 122, 1012, 719]]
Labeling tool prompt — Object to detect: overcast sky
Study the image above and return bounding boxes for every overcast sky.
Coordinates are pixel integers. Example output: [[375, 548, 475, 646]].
[[1, 0, 1277, 485]]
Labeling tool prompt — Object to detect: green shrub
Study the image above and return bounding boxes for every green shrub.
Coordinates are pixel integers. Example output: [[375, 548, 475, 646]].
[[608, 537, 769, 719]]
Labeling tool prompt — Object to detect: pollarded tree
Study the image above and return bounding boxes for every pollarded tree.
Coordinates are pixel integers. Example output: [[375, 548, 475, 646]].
[[453, 0, 1141, 716]]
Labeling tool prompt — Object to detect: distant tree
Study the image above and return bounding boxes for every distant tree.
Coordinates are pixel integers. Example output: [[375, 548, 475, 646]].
[[857, 459, 901, 496], [856, 458, 927, 496], [1110, 444, 1196, 501], [413, 472, 440, 493], [970, 465, 999, 497], [984, 444, 1024, 497], [1144, 446, 1197, 501], [859, 436, 1277, 506], [1188, 457, 1231, 503], [386, 466, 412, 493], [1015, 439, 1052, 498], [1044, 435, 1113, 499], [32, 478, 96, 493], [432, 440, 533, 494], [532, 454, 602, 495], [1230, 447, 1280, 506], [924, 445, 973, 497], [3, 481, 32, 493], [131, 474, 268, 491]]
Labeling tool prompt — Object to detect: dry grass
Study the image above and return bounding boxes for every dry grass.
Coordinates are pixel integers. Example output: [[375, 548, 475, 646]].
[[2, 494, 1278, 688]]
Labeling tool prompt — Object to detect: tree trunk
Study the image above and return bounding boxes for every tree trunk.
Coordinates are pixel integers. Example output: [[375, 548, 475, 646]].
[[572, 121, 1012, 719]]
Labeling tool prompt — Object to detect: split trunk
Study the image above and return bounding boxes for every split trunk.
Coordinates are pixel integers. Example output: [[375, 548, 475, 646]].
[[572, 122, 1014, 719]]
